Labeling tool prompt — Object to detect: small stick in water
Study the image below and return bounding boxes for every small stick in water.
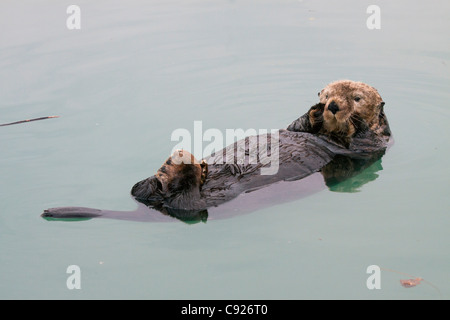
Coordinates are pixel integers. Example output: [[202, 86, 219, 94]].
[[0, 115, 59, 127]]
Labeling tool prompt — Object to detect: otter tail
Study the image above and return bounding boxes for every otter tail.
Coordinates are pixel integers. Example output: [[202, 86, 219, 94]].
[[40, 205, 184, 223], [41, 207, 104, 219]]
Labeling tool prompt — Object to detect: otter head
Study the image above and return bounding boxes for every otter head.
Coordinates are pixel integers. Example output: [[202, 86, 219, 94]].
[[155, 149, 208, 210], [318, 80, 390, 146], [157, 149, 206, 193]]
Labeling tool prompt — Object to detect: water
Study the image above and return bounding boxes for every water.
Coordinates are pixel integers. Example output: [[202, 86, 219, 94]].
[[0, 0, 449, 299]]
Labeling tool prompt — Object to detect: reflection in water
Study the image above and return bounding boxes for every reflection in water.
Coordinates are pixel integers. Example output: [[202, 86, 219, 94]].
[[322, 152, 385, 193], [42, 151, 387, 225], [142, 204, 209, 224], [136, 151, 386, 223]]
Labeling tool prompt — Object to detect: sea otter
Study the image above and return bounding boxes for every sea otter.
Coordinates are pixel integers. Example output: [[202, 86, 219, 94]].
[[42, 80, 392, 223]]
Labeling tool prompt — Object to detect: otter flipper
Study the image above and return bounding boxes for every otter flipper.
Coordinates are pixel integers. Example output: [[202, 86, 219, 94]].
[[41, 207, 103, 219]]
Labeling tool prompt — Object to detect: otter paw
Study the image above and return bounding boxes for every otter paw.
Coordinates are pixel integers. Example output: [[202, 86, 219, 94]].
[[156, 150, 204, 194], [200, 160, 208, 186]]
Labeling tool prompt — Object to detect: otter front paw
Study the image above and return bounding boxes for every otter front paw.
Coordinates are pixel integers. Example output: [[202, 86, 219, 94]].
[[156, 150, 204, 194], [287, 103, 324, 133], [200, 160, 208, 187]]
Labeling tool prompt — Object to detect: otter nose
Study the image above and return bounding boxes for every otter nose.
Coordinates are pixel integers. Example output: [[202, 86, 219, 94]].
[[328, 101, 339, 115]]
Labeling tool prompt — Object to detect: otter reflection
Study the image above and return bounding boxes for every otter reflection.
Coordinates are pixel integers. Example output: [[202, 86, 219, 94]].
[[322, 152, 385, 192], [42, 150, 387, 224], [143, 151, 386, 224]]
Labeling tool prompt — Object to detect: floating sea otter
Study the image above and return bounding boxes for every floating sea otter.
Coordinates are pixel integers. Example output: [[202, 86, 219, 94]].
[[42, 80, 392, 223]]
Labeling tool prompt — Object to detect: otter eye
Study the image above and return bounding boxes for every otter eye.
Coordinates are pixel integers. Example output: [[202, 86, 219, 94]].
[[354, 96, 361, 102]]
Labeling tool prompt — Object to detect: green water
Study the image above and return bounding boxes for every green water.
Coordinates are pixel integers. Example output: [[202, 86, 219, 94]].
[[0, 0, 449, 299]]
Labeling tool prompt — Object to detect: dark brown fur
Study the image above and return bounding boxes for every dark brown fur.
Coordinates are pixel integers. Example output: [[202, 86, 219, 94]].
[[147, 80, 391, 210], [42, 80, 392, 222]]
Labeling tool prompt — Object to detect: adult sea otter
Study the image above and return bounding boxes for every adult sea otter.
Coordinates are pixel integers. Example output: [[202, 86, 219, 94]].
[[42, 80, 392, 223]]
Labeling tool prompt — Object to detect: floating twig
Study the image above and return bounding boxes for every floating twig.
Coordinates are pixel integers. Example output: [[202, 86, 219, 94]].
[[0, 115, 59, 127]]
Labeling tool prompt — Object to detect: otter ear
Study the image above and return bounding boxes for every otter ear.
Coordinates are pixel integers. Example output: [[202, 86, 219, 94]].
[[379, 101, 386, 113]]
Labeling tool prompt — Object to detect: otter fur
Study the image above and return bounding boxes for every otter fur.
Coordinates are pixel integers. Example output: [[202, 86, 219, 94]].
[[42, 80, 392, 222]]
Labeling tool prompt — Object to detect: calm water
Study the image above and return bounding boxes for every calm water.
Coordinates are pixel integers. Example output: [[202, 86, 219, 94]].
[[1, 0, 449, 299]]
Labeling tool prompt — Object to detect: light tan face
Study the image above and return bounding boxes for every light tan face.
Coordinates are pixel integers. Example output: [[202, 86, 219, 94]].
[[318, 80, 384, 134], [156, 150, 208, 194], [156, 150, 202, 193]]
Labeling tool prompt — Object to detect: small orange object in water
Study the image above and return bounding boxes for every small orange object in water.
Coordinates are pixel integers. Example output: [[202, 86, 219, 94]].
[[400, 277, 423, 288]]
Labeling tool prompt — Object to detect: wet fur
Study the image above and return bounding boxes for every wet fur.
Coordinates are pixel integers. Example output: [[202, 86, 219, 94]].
[[43, 80, 392, 221], [139, 81, 391, 211]]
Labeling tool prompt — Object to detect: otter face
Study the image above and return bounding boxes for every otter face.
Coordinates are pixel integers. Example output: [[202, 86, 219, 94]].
[[317, 80, 386, 143], [156, 150, 207, 194]]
